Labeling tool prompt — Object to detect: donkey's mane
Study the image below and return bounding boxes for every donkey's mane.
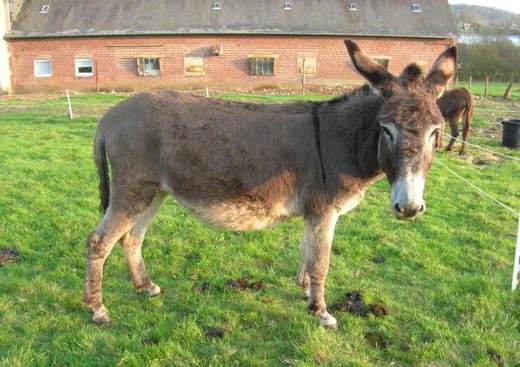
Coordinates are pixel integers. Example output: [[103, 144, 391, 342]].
[[324, 84, 375, 107]]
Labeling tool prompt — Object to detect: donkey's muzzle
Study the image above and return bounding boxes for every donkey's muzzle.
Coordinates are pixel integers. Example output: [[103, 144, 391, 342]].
[[392, 202, 426, 220], [390, 174, 426, 220]]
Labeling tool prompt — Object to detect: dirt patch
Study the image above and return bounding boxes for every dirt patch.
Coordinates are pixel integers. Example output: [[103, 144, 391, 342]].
[[141, 337, 159, 346], [328, 290, 389, 318], [191, 281, 210, 292], [0, 248, 20, 266], [470, 151, 502, 166], [401, 343, 412, 352], [364, 331, 389, 349], [370, 303, 389, 317], [225, 277, 267, 291], [371, 256, 385, 264], [205, 327, 227, 339], [487, 349, 504, 367]]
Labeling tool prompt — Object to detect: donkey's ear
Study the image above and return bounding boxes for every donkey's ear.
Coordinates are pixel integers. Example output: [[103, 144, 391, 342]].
[[425, 46, 457, 97], [344, 40, 397, 96]]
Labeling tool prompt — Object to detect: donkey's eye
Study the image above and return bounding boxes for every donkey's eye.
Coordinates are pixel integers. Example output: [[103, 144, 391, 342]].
[[382, 126, 393, 141]]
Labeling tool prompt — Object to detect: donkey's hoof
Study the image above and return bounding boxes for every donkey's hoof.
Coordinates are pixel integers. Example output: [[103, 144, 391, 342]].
[[318, 311, 337, 330], [143, 284, 162, 297], [301, 290, 310, 300], [92, 307, 111, 324]]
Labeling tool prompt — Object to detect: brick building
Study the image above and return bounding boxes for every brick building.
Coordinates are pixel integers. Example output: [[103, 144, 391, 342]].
[[4, 0, 458, 94]]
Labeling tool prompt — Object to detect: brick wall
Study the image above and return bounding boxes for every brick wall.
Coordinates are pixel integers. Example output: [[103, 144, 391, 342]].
[[7, 35, 454, 93]]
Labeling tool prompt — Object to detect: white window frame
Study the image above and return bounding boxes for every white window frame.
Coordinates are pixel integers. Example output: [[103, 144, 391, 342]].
[[34, 59, 52, 77], [75, 58, 94, 77]]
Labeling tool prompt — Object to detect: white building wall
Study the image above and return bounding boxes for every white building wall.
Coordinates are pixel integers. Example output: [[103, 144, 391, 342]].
[[0, 0, 11, 94]]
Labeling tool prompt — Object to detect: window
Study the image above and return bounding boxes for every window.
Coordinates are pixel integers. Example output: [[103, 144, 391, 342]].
[[298, 56, 316, 76], [184, 57, 204, 76], [283, 2, 293, 10], [348, 3, 358, 10], [411, 4, 422, 12], [75, 59, 93, 77], [34, 60, 52, 77], [375, 58, 390, 69], [40, 5, 49, 13], [212, 2, 221, 10], [249, 57, 274, 76], [136, 58, 160, 76]]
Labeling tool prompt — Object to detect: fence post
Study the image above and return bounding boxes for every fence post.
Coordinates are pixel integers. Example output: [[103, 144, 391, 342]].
[[468, 76, 472, 92], [205, 88, 209, 98], [503, 82, 513, 100], [512, 213, 520, 291], [484, 77, 489, 98], [455, 75, 459, 87], [66, 89, 74, 119]]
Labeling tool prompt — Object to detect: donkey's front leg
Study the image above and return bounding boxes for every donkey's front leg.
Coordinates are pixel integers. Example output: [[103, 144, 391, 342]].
[[303, 211, 339, 329]]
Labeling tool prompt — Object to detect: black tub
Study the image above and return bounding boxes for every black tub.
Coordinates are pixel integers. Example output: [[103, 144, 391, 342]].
[[501, 119, 520, 148]]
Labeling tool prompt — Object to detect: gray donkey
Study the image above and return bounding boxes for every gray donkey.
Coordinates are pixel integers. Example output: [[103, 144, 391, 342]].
[[84, 40, 456, 329]]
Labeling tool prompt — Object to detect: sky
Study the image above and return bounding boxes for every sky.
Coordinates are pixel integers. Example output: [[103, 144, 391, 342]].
[[448, 0, 520, 14]]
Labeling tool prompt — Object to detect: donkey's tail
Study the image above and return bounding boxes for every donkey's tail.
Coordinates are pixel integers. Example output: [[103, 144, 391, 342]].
[[460, 87, 475, 154], [94, 135, 110, 213]]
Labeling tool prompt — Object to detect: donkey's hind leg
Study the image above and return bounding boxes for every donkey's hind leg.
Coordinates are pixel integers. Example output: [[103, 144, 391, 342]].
[[84, 182, 161, 324], [295, 236, 311, 300], [445, 117, 460, 151], [84, 209, 135, 324], [120, 192, 166, 297], [459, 110, 472, 155]]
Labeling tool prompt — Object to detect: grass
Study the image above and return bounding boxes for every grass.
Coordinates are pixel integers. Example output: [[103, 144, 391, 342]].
[[455, 80, 520, 101], [0, 92, 520, 366]]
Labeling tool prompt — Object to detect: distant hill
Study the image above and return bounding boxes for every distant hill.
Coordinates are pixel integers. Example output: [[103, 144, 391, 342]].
[[451, 4, 520, 34]]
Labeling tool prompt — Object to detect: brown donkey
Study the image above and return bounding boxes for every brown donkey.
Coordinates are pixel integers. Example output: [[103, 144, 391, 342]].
[[437, 87, 474, 154], [84, 40, 456, 329]]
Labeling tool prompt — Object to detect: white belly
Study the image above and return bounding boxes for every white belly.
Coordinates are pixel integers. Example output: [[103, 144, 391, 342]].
[[174, 195, 304, 231]]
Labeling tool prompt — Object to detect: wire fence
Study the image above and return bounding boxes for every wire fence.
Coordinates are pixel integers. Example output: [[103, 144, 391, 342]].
[[436, 132, 520, 291]]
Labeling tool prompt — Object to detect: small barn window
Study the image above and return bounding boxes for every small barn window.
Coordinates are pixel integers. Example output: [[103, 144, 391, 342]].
[[34, 60, 52, 77], [75, 59, 93, 77], [40, 5, 50, 14], [375, 58, 390, 69], [283, 2, 293, 10], [212, 2, 221, 10], [136, 58, 160, 76], [348, 3, 358, 11], [411, 4, 422, 12], [298, 56, 316, 76], [249, 57, 274, 76], [184, 57, 205, 76]]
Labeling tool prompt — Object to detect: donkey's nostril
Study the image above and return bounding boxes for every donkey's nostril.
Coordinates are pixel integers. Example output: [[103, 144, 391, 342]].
[[393, 203, 403, 213], [419, 204, 426, 213]]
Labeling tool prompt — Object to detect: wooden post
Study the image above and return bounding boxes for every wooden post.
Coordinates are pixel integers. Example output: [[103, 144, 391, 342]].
[[66, 89, 74, 119], [455, 75, 459, 87], [512, 213, 520, 291], [468, 76, 472, 92], [503, 82, 514, 100], [301, 58, 306, 96], [484, 77, 489, 98], [205, 88, 209, 98]]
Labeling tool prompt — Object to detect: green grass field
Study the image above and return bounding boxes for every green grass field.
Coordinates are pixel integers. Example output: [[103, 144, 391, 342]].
[[0, 92, 519, 366], [455, 80, 520, 101]]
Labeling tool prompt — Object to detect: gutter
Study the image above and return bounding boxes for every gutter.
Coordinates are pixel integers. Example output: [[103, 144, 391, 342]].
[[4, 30, 459, 40]]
